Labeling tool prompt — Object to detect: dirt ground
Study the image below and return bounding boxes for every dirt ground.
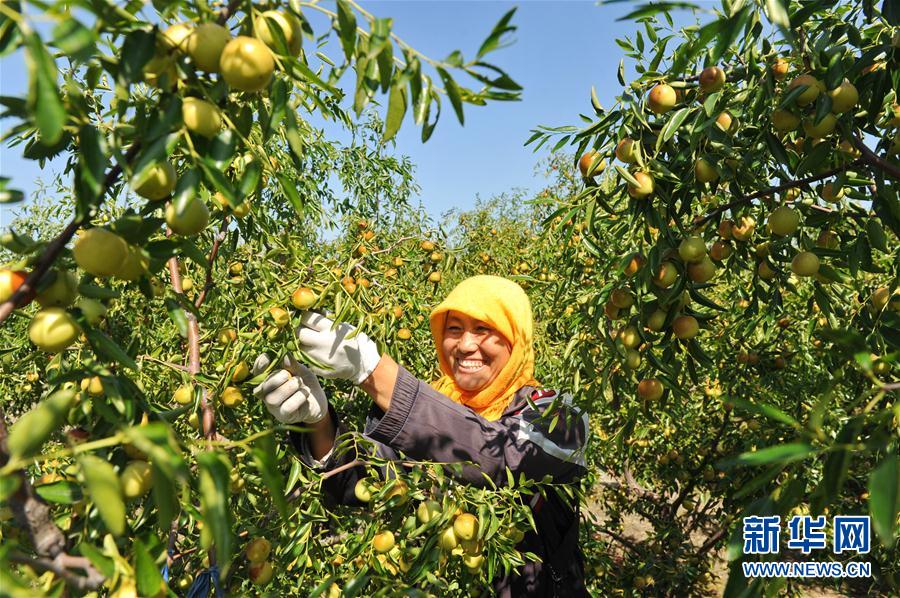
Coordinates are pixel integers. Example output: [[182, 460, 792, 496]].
[[585, 473, 856, 597]]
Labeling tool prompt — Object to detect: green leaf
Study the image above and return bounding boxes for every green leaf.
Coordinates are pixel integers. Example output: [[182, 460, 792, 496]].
[[24, 31, 66, 145], [436, 67, 464, 125], [120, 29, 156, 84], [197, 451, 234, 576], [335, 0, 357, 61], [252, 434, 289, 520], [79, 454, 125, 536], [383, 79, 407, 142], [52, 19, 96, 62], [85, 328, 138, 371], [866, 219, 887, 252], [869, 455, 898, 547], [198, 159, 238, 206], [764, 0, 792, 40], [765, 132, 791, 169], [78, 124, 106, 200], [152, 461, 179, 533], [6, 389, 76, 460], [659, 107, 691, 147], [276, 172, 305, 216], [134, 539, 164, 598], [34, 480, 83, 504], [171, 168, 201, 214], [130, 133, 179, 192], [477, 7, 517, 59], [726, 397, 799, 428], [615, 165, 640, 187], [816, 416, 862, 510], [367, 17, 392, 60], [722, 443, 816, 468]]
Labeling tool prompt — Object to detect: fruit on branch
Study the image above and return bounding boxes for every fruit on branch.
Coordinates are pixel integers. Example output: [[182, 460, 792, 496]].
[[791, 251, 820, 277], [624, 349, 641, 370], [615, 138, 639, 163], [417, 499, 442, 524], [165, 198, 210, 236], [678, 236, 707, 263], [269, 306, 290, 327], [161, 22, 194, 52], [384, 480, 409, 506], [373, 531, 396, 553], [430, 251, 444, 263], [439, 526, 458, 551], [73, 228, 129, 277], [652, 262, 678, 288], [35, 269, 77, 307], [646, 309, 667, 332], [134, 161, 177, 201], [802, 113, 837, 139], [827, 79, 858, 114], [618, 325, 640, 349], [255, 10, 303, 56], [767, 206, 800, 236], [672, 315, 699, 339], [578, 150, 606, 178], [731, 216, 756, 241], [428, 271, 442, 283], [354, 479, 374, 502], [687, 257, 716, 283], [757, 261, 777, 280], [772, 109, 800, 131], [78, 298, 107, 325], [610, 288, 634, 309], [249, 561, 273, 586], [116, 245, 150, 281], [717, 219, 733, 239], [291, 287, 317, 309], [818, 182, 844, 203], [397, 327, 412, 340], [246, 538, 272, 563], [648, 83, 677, 114], [694, 158, 718, 183], [28, 307, 81, 353], [81, 376, 103, 396], [453, 512, 478, 541], [186, 22, 231, 72], [699, 66, 726, 93], [637, 378, 664, 401], [120, 460, 153, 499], [788, 74, 823, 106], [463, 553, 484, 573], [181, 277, 194, 292], [771, 57, 789, 81], [623, 252, 645, 276], [709, 241, 732, 261], [221, 386, 244, 408], [182, 97, 222, 137], [143, 54, 178, 89], [715, 112, 734, 133], [173, 384, 194, 405], [231, 361, 250, 383], [627, 172, 654, 198], [220, 36, 275, 92], [0, 269, 27, 303]]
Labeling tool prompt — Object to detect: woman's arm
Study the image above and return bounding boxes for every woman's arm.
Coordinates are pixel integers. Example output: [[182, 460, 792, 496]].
[[359, 353, 399, 412], [365, 364, 589, 487]]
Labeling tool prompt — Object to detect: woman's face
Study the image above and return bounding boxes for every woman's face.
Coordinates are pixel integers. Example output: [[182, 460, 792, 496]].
[[441, 311, 512, 392]]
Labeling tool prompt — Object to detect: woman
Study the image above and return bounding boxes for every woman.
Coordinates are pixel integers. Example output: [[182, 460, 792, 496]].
[[253, 275, 589, 596]]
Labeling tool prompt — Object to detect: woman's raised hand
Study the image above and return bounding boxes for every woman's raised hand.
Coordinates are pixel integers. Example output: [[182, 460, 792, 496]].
[[294, 311, 382, 385], [251, 353, 328, 424]]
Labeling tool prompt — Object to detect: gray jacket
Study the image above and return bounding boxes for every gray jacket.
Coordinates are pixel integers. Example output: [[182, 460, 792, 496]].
[[290, 365, 590, 597]]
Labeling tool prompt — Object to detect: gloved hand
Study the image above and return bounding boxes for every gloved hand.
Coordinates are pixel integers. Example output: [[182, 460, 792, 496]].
[[295, 311, 381, 384], [252, 353, 328, 423]]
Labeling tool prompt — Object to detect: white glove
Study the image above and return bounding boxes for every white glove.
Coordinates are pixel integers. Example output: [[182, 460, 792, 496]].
[[295, 311, 382, 385], [252, 353, 328, 424]]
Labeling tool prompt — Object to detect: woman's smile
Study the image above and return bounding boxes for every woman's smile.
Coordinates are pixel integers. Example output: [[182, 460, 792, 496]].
[[441, 311, 512, 391]]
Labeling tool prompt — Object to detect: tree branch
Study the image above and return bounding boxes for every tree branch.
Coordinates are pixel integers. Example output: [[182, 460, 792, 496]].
[[0, 142, 142, 325], [9, 552, 105, 592], [851, 134, 900, 181], [194, 219, 230, 308], [693, 160, 863, 229]]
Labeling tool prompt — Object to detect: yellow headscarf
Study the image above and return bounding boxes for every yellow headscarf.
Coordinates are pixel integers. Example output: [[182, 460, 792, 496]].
[[429, 276, 540, 421]]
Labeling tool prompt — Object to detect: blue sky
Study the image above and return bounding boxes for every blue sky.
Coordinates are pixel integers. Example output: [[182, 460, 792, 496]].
[[0, 1, 703, 226]]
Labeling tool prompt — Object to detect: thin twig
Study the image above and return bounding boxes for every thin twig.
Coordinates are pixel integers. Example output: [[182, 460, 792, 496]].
[[195, 219, 230, 308], [9, 552, 105, 592], [138, 355, 191, 372], [692, 160, 862, 228], [851, 134, 900, 181], [0, 143, 142, 324]]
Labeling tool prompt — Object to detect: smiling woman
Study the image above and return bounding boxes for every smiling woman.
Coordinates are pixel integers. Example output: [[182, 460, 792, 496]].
[[252, 275, 590, 597]]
